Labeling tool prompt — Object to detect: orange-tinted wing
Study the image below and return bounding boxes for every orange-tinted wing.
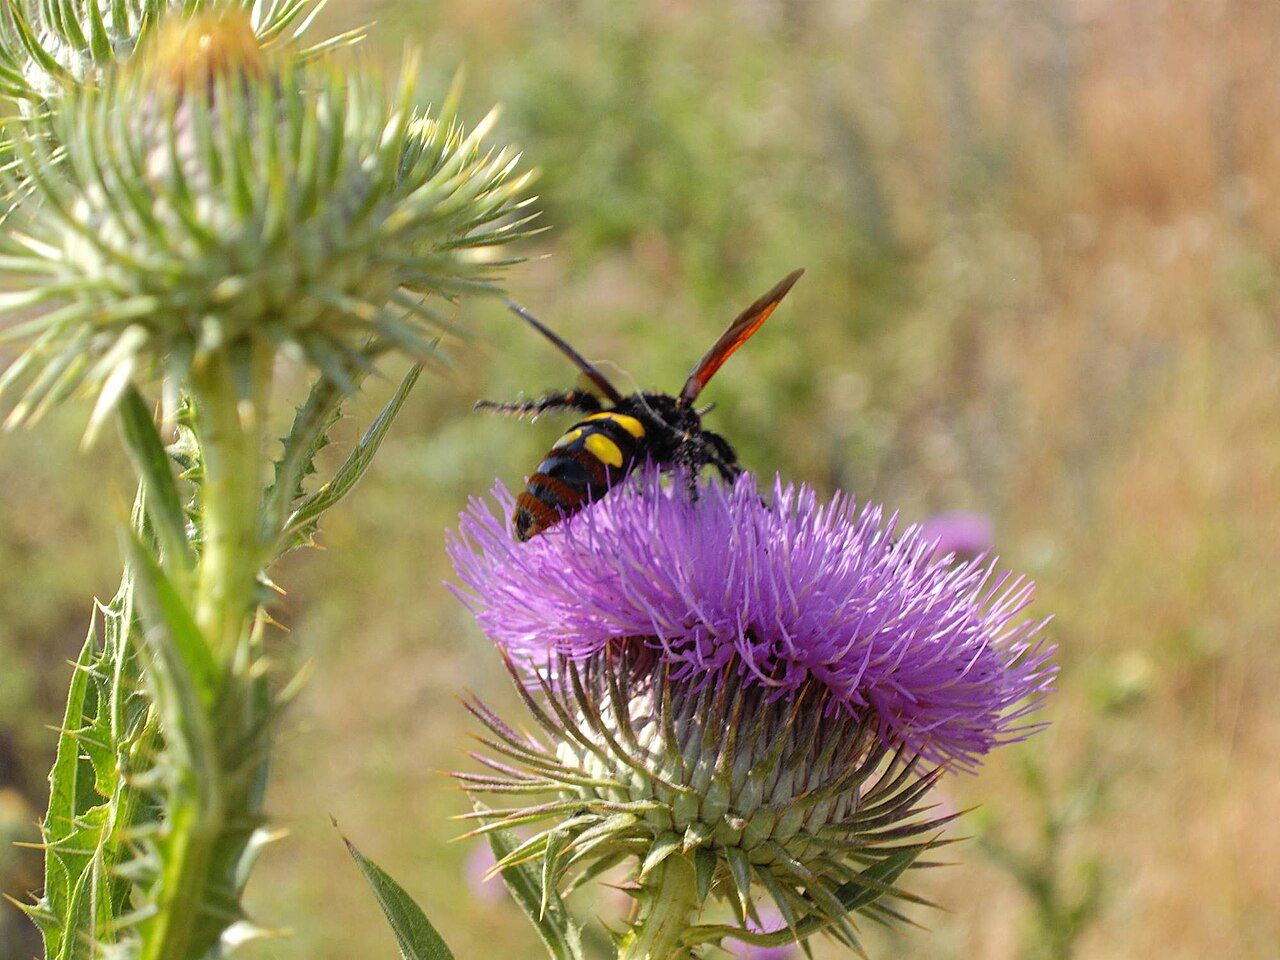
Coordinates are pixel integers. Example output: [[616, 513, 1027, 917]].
[[677, 269, 804, 406]]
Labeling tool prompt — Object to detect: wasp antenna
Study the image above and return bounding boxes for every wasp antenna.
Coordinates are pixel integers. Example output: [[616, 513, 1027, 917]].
[[504, 299, 625, 404], [696, 402, 716, 416]]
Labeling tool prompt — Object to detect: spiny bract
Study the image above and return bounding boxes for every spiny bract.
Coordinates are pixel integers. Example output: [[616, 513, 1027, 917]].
[[0, 13, 537, 429]]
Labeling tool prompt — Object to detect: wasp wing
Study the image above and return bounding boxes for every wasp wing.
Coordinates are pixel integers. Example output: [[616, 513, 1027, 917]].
[[677, 268, 803, 406], [506, 299, 625, 404]]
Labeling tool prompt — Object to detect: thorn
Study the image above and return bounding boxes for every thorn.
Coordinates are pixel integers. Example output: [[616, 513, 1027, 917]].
[[259, 611, 290, 632]]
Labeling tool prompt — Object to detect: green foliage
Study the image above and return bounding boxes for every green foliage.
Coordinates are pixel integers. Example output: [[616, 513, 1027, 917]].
[[24, 354, 437, 956], [0, 0, 538, 952], [976, 744, 1108, 960], [344, 834, 459, 960], [118, 388, 196, 578], [277, 364, 423, 556], [477, 807, 586, 960], [26, 501, 156, 958]]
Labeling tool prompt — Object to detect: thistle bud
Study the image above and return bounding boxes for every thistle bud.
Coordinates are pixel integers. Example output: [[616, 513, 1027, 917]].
[[0, 15, 535, 428], [449, 470, 1055, 957], [0, 0, 320, 113]]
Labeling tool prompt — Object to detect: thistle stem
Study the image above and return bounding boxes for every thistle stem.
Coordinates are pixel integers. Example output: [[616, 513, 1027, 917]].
[[138, 345, 274, 960], [137, 788, 226, 960], [191, 348, 270, 657], [617, 855, 701, 960]]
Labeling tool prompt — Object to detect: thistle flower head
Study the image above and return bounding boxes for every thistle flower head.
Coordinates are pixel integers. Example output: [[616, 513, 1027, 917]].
[[0, 17, 536, 427], [449, 470, 1055, 952], [451, 470, 1052, 767]]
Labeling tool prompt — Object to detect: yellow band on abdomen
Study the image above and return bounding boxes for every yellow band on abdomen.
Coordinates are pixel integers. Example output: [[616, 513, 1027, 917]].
[[583, 432, 624, 468], [583, 411, 645, 438], [552, 427, 584, 449]]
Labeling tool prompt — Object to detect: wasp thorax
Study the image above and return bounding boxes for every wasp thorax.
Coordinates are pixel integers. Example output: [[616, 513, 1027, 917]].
[[463, 651, 948, 946]]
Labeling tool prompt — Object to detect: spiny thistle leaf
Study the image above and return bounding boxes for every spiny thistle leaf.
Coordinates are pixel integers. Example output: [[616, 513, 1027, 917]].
[[123, 525, 218, 710], [37, 628, 96, 958], [343, 833, 459, 960], [32, 497, 160, 957], [261, 368, 350, 541], [117, 386, 195, 576], [276, 363, 422, 554]]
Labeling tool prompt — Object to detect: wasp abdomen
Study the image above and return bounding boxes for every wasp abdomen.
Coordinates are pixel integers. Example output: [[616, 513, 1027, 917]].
[[513, 411, 648, 540]]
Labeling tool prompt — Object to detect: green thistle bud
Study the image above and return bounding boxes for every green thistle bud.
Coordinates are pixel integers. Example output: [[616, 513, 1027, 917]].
[[0, 13, 536, 429], [461, 654, 951, 959]]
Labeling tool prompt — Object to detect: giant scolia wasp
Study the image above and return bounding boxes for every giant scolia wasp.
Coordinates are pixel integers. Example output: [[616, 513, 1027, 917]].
[[477, 269, 804, 540]]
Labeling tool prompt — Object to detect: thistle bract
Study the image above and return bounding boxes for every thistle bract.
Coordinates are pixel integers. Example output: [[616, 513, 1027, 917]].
[[449, 471, 1055, 954], [0, 14, 536, 427]]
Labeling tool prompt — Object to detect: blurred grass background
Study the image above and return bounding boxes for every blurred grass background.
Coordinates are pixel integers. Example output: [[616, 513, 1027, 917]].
[[3, 0, 1280, 957]]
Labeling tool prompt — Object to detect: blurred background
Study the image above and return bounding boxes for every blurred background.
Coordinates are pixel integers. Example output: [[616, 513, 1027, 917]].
[[3, 0, 1279, 957]]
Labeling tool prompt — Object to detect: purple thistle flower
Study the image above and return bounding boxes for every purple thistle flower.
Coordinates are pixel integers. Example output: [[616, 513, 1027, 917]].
[[450, 468, 1056, 955], [729, 907, 801, 960], [448, 469, 1054, 768], [464, 843, 504, 904], [734, 943, 798, 960], [918, 511, 996, 561]]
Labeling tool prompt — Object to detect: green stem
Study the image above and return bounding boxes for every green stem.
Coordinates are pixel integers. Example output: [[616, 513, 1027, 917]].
[[617, 856, 701, 960], [191, 348, 270, 657], [137, 788, 226, 960], [139, 344, 274, 960]]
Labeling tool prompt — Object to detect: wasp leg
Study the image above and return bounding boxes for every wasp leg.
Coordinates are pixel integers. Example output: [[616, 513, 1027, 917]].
[[474, 389, 603, 421], [666, 439, 704, 501], [683, 458, 702, 502], [701, 430, 742, 482]]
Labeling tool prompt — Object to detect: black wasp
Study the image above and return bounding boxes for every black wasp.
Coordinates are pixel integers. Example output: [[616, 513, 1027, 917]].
[[476, 269, 803, 540]]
